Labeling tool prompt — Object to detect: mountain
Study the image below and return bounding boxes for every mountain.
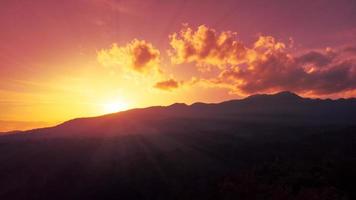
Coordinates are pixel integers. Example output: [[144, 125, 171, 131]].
[[8, 91, 355, 138], [0, 91, 355, 200]]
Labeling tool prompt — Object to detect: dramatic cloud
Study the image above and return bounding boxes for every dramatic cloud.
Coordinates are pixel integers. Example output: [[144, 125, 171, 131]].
[[154, 79, 180, 91], [169, 25, 356, 96], [97, 39, 161, 74]]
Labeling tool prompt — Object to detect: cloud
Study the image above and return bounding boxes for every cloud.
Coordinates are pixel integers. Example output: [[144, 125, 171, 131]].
[[154, 79, 180, 91], [217, 50, 355, 95], [169, 25, 356, 96], [343, 46, 356, 54], [214, 46, 355, 95], [98, 39, 183, 92], [169, 25, 247, 69], [295, 49, 336, 67], [97, 39, 161, 74], [97, 25, 355, 97]]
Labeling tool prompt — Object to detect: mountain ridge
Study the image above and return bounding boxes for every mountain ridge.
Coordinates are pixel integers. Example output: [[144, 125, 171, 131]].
[[2, 91, 355, 137]]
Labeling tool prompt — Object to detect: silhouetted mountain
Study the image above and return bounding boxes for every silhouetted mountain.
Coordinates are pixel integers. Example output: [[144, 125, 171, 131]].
[[245, 91, 303, 101], [0, 91, 355, 200], [8, 91, 354, 138]]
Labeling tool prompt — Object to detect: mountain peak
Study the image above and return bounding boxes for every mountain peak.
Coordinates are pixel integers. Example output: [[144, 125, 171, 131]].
[[169, 103, 187, 108], [274, 91, 301, 99], [245, 91, 302, 102]]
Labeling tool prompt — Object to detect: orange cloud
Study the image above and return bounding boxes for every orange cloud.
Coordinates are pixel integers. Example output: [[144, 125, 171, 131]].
[[154, 79, 180, 91], [97, 39, 161, 74]]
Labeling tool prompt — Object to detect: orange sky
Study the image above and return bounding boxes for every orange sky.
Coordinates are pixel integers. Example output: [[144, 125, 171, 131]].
[[0, 0, 355, 132]]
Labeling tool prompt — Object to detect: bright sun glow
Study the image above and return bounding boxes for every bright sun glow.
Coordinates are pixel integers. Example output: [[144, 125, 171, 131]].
[[102, 101, 130, 114]]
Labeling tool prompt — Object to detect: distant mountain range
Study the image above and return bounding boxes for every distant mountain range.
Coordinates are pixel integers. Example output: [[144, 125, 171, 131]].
[[6, 91, 356, 138]]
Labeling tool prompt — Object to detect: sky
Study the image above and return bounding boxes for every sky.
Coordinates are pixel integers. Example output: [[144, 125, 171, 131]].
[[0, 0, 355, 131]]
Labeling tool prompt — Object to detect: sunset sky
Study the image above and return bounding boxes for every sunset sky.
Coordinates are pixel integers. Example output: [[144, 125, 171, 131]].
[[0, 0, 355, 131]]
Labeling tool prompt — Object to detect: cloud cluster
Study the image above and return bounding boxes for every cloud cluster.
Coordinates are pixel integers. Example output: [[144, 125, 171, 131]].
[[217, 48, 355, 95], [98, 39, 183, 91], [169, 25, 356, 96], [97, 39, 161, 74], [97, 25, 356, 97], [169, 25, 247, 69]]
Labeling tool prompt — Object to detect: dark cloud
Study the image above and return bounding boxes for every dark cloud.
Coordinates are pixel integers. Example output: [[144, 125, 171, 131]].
[[296, 50, 336, 67], [154, 79, 180, 91], [214, 49, 356, 95], [343, 46, 356, 54]]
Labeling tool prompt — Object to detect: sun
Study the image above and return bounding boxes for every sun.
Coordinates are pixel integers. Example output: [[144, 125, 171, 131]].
[[102, 101, 130, 114]]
